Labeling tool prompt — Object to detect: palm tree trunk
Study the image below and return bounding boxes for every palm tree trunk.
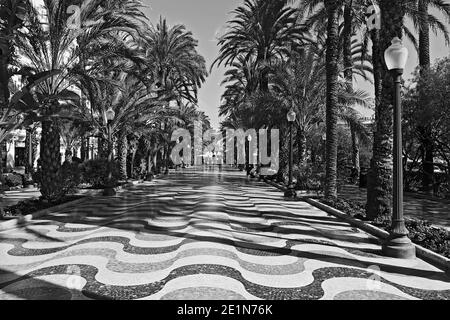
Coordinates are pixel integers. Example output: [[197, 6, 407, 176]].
[[147, 152, 153, 174], [324, 0, 340, 199], [351, 125, 360, 179], [40, 117, 61, 201], [418, 0, 433, 193], [98, 137, 109, 160], [366, 0, 406, 220], [421, 137, 434, 192], [117, 130, 128, 180], [297, 127, 307, 166], [0, 145, 4, 190], [418, 0, 431, 70], [343, 0, 353, 84], [80, 137, 87, 162], [370, 29, 383, 106], [366, 26, 383, 215], [130, 149, 137, 178], [0, 37, 11, 106], [165, 144, 170, 174], [343, 0, 359, 183], [25, 129, 32, 174]]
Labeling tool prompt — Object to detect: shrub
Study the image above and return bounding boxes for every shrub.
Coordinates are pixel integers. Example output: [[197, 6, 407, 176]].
[[295, 163, 325, 192], [437, 179, 450, 199], [2, 196, 82, 219], [33, 162, 81, 201], [57, 162, 82, 197], [321, 197, 366, 217], [4, 173, 24, 188], [132, 158, 147, 180], [81, 159, 120, 188], [405, 219, 450, 258]]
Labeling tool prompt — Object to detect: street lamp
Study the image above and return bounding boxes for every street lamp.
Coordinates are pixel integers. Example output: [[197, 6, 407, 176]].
[[382, 37, 415, 259], [284, 107, 297, 198], [103, 107, 116, 196], [24, 126, 35, 188]]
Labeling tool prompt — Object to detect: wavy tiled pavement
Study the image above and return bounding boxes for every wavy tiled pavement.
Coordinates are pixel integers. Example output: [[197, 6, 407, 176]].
[[0, 168, 449, 300]]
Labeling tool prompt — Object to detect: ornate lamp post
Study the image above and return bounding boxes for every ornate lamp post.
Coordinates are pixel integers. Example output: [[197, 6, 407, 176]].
[[161, 121, 170, 175], [24, 126, 35, 188], [103, 107, 116, 196], [382, 37, 415, 259], [284, 107, 297, 198]]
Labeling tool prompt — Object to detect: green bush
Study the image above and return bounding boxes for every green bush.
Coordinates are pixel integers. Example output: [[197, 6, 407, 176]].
[[294, 163, 325, 192], [132, 158, 147, 180], [2, 196, 82, 219], [81, 159, 120, 188], [405, 219, 450, 258], [57, 162, 82, 197], [32, 162, 81, 201], [4, 173, 24, 188], [321, 197, 366, 217]]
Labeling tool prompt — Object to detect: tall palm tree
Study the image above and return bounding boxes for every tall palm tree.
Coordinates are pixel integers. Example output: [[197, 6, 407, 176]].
[[323, 0, 341, 199], [145, 17, 207, 105], [366, 0, 407, 220], [268, 46, 371, 166], [219, 56, 261, 130], [0, 0, 28, 105], [15, 0, 146, 200], [142, 17, 207, 172], [413, 0, 450, 192], [212, 0, 307, 93]]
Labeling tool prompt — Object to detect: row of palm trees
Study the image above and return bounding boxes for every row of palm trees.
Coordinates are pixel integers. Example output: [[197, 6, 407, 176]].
[[213, 0, 449, 220], [0, 0, 209, 200]]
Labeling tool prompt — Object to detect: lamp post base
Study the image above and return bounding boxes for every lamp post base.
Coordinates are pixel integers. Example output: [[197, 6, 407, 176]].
[[103, 187, 117, 197], [382, 235, 416, 259], [284, 186, 297, 199]]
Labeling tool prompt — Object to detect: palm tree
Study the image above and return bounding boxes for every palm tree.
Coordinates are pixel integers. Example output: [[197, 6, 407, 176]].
[[411, 0, 450, 71], [323, 0, 341, 199], [219, 56, 261, 130], [366, 0, 407, 221], [413, 0, 450, 192], [142, 18, 207, 173], [15, 0, 146, 200], [268, 49, 325, 165], [145, 17, 207, 105], [212, 0, 308, 92], [0, 0, 28, 105]]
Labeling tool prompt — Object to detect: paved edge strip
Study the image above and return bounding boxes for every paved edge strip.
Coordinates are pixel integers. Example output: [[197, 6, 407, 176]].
[[261, 176, 450, 276], [0, 197, 91, 232], [0, 180, 148, 232], [305, 198, 450, 276]]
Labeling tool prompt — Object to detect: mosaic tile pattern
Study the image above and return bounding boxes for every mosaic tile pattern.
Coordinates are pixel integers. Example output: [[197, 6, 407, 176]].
[[0, 168, 449, 300]]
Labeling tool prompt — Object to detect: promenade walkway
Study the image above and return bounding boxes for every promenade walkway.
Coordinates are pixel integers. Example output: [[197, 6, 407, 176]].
[[0, 168, 448, 300]]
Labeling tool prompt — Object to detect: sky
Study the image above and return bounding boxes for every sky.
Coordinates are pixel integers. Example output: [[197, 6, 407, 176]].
[[142, 0, 242, 129], [142, 0, 450, 127]]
